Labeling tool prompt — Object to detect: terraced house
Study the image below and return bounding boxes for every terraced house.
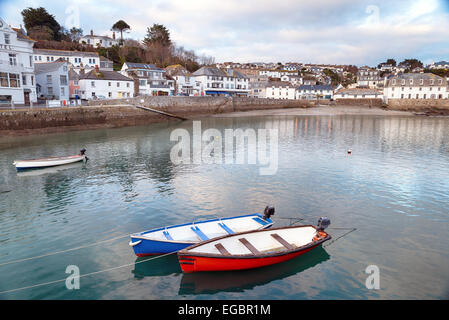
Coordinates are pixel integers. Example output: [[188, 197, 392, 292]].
[[121, 62, 170, 96], [383, 73, 448, 101], [0, 17, 36, 106], [191, 66, 250, 96]]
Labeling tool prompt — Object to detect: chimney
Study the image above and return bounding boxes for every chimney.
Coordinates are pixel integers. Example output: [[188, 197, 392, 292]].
[[112, 32, 115, 40], [90, 29, 94, 36]]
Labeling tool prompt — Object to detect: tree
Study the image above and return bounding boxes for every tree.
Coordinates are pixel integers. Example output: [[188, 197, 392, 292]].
[[21, 7, 62, 40], [143, 24, 171, 47], [398, 59, 423, 70], [112, 20, 130, 44], [69, 27, 83, 42]]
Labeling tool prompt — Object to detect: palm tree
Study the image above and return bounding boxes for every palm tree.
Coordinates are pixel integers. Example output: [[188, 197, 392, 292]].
[[112, 20, 130, 45]]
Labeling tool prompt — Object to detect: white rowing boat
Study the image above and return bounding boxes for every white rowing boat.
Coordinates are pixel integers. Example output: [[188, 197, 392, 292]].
[[13, 149, 87, 170]]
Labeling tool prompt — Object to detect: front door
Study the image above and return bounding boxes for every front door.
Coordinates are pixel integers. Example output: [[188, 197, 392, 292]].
[[24, 92, 30, 106]]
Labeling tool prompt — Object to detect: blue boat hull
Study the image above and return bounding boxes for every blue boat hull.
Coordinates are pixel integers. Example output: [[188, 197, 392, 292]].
[[130, 214, 273, 256]]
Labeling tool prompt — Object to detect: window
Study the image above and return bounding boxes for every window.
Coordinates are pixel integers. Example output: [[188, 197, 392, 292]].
[[9, 54, 17, 66], [108, 82, 112, 87], [117, 82, 120, 87], [5, 33, 10, 44], [430, 79, 434, 85], [420, 79, 424, 85], [91, 81, 95, 87], [29, 56, 33, 67], [48, 87, 53, 94], [31, 76, 34, 86], [61, 87, 65, 95], [60, 75, 67, 86], [0, 72, 8, 87], [108, 92, 112, 98], [126, 83, 130, 88], [47, 56, 50, 62], [92, 92, 96, 97], [22, 75, 27, 85], [74, 80, 79, 85], [47, 75, 52, 84]]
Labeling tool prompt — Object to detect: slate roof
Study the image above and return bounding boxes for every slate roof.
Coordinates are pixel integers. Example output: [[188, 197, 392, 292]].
[[298, 85, 333, 91], [124, 62, 164, 71], [192, 67, 226, 77], [80, 70, 133, 81], [34, 62, 67, 74], [386, 73, 446, 87]]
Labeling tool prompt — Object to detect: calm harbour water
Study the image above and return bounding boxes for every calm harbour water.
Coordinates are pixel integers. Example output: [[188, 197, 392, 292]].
[[0, 113, 448, 300]]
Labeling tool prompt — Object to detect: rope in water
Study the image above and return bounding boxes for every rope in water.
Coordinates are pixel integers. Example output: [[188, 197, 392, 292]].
[[323, 227, 357, 248], [0, 251, 177, 295], [0, 233, 131, 267]]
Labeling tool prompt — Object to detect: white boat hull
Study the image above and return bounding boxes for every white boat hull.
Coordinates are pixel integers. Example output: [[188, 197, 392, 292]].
[[13, 155, 85, 170]]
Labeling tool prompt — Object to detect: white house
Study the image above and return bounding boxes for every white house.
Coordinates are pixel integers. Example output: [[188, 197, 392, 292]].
[[357, 67, 382, 88], [334, 88, 383, 99], [383, 73, 448, 101], [265, 81, 296, 100], [79, 67, 134, 100], [191, 66, 250, 96], [35, 61, 69, 101], [33, 48, 100, 73], [0, 18, 37, 106], [79, 30, 119, 48], [121, 62, 170, 96], [259, 69, 281, 78], [280, 74, 303, 86], [165, 65, 194, 95], [296, 85, 333, 100]]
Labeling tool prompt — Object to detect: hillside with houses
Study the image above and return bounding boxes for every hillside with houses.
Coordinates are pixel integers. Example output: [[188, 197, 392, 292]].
[[2, 7, 449, 107]]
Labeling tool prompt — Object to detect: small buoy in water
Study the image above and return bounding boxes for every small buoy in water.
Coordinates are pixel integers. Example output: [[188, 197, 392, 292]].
[[347, 149, 352, 155]]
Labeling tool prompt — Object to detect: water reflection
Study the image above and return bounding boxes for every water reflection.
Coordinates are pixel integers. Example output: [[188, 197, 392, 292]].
[[178, 246, 330, 295], [132, 254, 182, 279]]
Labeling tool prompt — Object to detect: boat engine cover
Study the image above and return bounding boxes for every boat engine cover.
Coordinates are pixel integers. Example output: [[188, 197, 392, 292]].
[[263, 206, 275, 220], [317, 217, 331, 231]]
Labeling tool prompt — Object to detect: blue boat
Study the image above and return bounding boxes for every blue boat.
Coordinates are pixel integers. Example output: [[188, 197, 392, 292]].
[[129, 208, 275, 256]]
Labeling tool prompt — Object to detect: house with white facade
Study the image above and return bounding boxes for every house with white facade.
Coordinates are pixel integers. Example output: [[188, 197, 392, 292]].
[[383, 73, 448, 101], [334, 88, 383, 100], [79, 30, 119, 48], [296, 85, 333, 100], [357, 67, 382, 88], [265, 81, 296, 100], [33, 49, 100, 73], [280, 74, 303, 86], [428, 61, 449, 70], [248, 75, 269, 98], [121, 62, 170, 96], [79, 67, 134, 100], [35, 61, 69, 101], [258, 69, 281, 79], [191, 66, 250, 96], [165, 64, 194, 95], [0, 18, 37, 106]]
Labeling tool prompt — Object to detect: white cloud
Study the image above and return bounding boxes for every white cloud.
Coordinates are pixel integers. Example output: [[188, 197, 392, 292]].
[[1, 0, 448, 65]]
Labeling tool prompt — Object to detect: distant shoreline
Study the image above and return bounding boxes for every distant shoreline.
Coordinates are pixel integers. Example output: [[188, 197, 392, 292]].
[[0, 104, 445, 137]]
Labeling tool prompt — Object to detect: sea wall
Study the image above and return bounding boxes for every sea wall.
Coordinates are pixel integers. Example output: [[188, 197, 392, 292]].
[[334, 98, 384, 107], [0, 97, 313, 134], [386, 99, 449, 115]]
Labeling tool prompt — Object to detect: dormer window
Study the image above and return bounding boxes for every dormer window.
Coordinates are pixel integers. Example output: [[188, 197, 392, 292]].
[[401, 79, 406, 85], [430, 79, 434, 85], [420, 79, 424, 85], [438, 79, 443, 85], [409, 79, 413, 85]]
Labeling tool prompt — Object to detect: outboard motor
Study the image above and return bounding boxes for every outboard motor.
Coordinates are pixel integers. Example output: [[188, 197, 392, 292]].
[[80, 148, 88, 161], [317, 217, 331, 231], [263, 206, 275, 220]]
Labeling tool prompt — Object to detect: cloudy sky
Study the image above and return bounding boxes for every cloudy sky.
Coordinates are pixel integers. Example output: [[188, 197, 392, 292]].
[[1, 0, 449, 66]]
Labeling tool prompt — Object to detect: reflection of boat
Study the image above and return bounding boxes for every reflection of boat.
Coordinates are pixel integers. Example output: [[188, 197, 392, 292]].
[[13, 149, 87, 170], [16, 162, 84, 177], [179, 245, 330, 295], [132, 254, 182, 279], [129, 207, 275, 256], [178, 218, 331, 273]]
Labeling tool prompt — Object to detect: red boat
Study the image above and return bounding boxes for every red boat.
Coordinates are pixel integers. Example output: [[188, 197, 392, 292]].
[[178, 218, 331, 273]]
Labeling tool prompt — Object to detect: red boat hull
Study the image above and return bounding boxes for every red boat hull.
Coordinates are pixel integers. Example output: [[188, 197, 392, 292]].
[[178, 243, 321, 273]]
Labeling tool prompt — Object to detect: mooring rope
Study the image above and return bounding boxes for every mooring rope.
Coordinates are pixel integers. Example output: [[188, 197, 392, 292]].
[[0, 233, 131, 267], [323, 227, 357, 248], [0, 251, 178, 295]]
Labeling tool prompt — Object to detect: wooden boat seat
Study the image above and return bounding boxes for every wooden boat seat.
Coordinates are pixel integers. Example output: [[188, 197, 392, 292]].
[[191, 226, 209, 241], [270, 233, 295, 250], [218, 222, 235, 234], [253, 217, 269, 226], [215, 243, 231, 255], [163, 230, 173, 240], [238, 237, 261, 255]]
